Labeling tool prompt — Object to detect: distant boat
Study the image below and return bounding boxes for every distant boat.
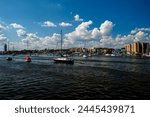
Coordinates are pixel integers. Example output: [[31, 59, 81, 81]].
[[105, 54, 110, 56], [143, 54, 150, 58], [53, 30, 74, 64], [111, 54, 115, 56], [83, 54, 88, 58], [6, 57, 12, 61], [88, 54, 92, 57], [25, 56, 31, 62]]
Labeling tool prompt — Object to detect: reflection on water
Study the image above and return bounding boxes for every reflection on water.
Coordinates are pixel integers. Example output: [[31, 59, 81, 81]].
[[0, 55, 150, 99]]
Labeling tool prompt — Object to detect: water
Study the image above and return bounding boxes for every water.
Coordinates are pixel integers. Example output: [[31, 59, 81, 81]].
[[0, 55, 150, 99]]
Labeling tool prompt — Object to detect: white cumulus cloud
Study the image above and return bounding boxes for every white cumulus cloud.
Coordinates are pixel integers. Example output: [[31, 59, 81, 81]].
[[74, 14, 83, 22], [10, 23, 25, 29], [64, 20, 101, 46], [16, 29, 27, 37], [2, 18, 149, 50], [0, 34, 7, 41], [99, 20, 114, 35], [41, 21, 57, 27], [131, 28, 150, 34], [26, 33, 40, 42], [59, 22, 72, 27], [41, 33, 60, 48], [0, 24, 6, 31]]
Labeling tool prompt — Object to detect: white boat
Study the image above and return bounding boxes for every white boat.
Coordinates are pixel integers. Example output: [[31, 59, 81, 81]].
[[111, 54, 115, 56], [83, 54, 88, 58], [105, 54, 110, 56]]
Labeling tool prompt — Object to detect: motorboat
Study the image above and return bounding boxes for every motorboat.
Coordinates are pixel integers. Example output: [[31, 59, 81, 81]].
[[6, 57, 12, 61], [54, 57, 74, 64], [25, 56, 31, 62]]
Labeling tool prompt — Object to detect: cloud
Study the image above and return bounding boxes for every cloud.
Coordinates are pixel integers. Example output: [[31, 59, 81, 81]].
[[41, 21, 57, 27], [26, 33, 40, 42], [1, 18, 149, 50], [64, 20, 101, 46], [74, 14, 83, 22], [64, 20, 149, 49], [134, 31, 149, 42], [16, 29, 27, 37], [10, 23, 25, 29], [41, 33, 60, 48], [59, 22, 72, 27], [131, 28, 150, 34], [99, 20, 114, 35], [16, 29, 40, 46], [0, 34, 7, 41], [24, 33, 61, 50], [63, 20, 115, 48], [0, 24, 6, 31], [15, 27, 61, 49], [110, 29, 150, 48]]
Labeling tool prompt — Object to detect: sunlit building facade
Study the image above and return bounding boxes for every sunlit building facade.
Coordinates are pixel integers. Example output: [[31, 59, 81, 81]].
[[125, 42, 149, 55]]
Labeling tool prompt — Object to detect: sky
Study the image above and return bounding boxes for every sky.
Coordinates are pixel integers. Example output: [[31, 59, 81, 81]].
[[0, 0, 150, 50]]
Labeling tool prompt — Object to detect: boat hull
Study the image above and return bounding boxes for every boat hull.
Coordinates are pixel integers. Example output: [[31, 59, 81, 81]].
[[25, 56, 31, 62], [25, 60, 31, 62], [54, 59, 74, 64], [6, 57, 12, 61]]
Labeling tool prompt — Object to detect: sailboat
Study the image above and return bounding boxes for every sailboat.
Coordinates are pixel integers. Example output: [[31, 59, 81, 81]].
[[6, 41, 13, 61], [53, 30, 74, 64]]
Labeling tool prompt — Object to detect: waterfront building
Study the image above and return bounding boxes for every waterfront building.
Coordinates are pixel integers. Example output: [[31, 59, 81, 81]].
[[69, 48, 83, 53], [88, 48, 96, 53]]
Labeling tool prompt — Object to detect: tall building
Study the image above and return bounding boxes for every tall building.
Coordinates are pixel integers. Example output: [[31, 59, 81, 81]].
[[4, 44, 7, 52]]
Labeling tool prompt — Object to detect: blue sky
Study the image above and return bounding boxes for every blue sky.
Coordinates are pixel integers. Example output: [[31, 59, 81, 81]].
[[0, 0, 150, 50]]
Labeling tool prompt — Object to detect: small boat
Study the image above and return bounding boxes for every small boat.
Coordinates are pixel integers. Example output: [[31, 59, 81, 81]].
[[83, 54, 88, 58], [111, 54, 115, 56], [6, 57, 12, 61], [105, 54, 110, 56], [25, 56, 31, 62]]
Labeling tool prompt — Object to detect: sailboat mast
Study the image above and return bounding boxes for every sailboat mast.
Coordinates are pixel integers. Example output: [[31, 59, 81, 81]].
[[7, 40, 9, 51], [61, 30, 63, 53], [27, 39, 29, 50]]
